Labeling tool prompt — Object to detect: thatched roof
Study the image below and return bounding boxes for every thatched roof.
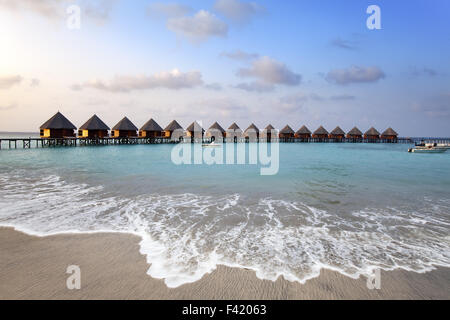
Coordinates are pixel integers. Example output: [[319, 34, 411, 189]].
[[313, 126, 329, 135], [40, 112, 76, 130], [365, 127, 380, 136], [347, 127, 363, 136], [280, 125, 295, 134], [382, 127, 398, 136], [186, 121, 204, 132], [264, 124, 275, 131], [140, 118, 163, 131], [228, 123, 241, 130], [296, 125, 311, 135], [79, 115, 109, 131], [330, 126, 345, 135], [208, 122, 225, 133], [164, 120, 183, 131], [245, 123, 259, 133], [112, 117, 138, 131]]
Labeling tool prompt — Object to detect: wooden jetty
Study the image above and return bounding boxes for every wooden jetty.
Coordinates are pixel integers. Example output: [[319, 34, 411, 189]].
[[0, 136, 427, 150]]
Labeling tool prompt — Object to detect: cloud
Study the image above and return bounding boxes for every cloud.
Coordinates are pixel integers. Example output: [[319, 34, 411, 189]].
[[0, 0, 117, 23], [171, 98, 250, 121], [278, 95, 308, 113], [147, 2, 192, 18], [330, 37, 358, 50], [237, 56, 301, 86], [204, 83, 223, 90], [309, 93, 324, 101], [214, 0, 265, 24], [0, 0, 62, 18], [0, 75, 23, 89], [72, 69, 203, 93], [83, 0, 117, 24], [330, 94, 356, 101], [221, 49, 259, 61], [233, 82, 274, 92], [30, 78, 40, 87], [410, 67, 439, 77], [194, 98, 249, 118], [412, 94, 450, 118], [326, 66, 385, 85], [0, 103, 18, 111], [167, 10, 228, 43], [70, 84, 83, 91]]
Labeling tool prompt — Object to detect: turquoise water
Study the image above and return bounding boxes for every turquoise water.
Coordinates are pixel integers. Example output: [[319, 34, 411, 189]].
[[0, 142, 449, 287]]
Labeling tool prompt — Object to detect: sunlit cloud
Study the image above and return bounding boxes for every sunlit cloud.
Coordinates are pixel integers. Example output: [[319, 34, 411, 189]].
[[326, 66, 385, 85], [214, 0, 265, 24], [237, 56, 301, 86], [330, 94, 356, 101], [221, 49, 259, 62], [0, 0, 117, 24], [167, 10, 228, 43], [0, 75, 23, 89], [233, 82, 275, 92], [147, 2, 193, 19], [72, 69, 203, 93], [0, 103, 18, 111]]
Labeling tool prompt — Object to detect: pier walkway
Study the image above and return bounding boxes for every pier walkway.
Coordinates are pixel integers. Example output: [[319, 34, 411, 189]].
[[0, 136, 431, 150]]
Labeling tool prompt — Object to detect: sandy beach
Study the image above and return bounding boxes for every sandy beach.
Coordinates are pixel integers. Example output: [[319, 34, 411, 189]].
[[0, 227, 448, 300]]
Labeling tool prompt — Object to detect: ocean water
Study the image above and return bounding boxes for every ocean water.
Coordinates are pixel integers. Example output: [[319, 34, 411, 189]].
[[0, 141, 449, 288]]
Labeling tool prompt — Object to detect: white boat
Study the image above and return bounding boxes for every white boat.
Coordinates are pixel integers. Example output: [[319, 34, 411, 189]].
[[436, 143, 450, 149], [202, 142, 221, 148], [408, 146, 447, 153]]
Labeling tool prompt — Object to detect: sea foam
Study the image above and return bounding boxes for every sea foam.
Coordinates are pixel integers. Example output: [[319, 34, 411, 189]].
[[0, 172, 449, 288]]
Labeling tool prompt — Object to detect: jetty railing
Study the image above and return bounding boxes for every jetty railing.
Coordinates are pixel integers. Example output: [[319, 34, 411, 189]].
[[2, 136, 449, 150]]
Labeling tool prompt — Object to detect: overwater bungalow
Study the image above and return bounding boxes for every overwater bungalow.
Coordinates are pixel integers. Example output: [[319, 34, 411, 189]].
[[364, 127, 380, 141], [227, 123, 242, 135], [346, 127, 363, 140], [381, 128, 398, 142], [40, 111, 76, 138], [226, 123, 243, 142], [206, 122, 226, 139], [312, 126, 329, 141], [244, 123, 260, 141], [78, 114, 109, 138], [111, 117, 138, 138], [279, 125, 295, 139], [186, 121, 204, 138], [261, 124, 276, 141], [295, 125, 312, 139], [164, 120, 183, 139], [329, 126, 346, 141], [139, 118, 163, 138]]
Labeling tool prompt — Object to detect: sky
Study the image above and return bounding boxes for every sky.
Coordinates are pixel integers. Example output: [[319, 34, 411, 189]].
[[0, 0, 449, 136]]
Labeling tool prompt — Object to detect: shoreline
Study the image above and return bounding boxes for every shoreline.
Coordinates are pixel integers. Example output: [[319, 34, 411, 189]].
[[1, 227, 449, 300]]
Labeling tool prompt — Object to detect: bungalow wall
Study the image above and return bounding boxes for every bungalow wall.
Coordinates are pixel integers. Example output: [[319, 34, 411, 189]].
[[139, 131, 163, 138], [78, 130, 109, 138], [279, 133, 294, 139], [40, 129, 75, 138], [112, 130, 137, 138], [295, 133, 311, 139]]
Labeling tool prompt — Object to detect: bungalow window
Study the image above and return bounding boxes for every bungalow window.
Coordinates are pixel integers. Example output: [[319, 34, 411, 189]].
[[40, 129, 44, 136]]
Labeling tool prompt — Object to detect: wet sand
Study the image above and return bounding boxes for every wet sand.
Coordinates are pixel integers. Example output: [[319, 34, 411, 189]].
[[0, 227, 448, 300]]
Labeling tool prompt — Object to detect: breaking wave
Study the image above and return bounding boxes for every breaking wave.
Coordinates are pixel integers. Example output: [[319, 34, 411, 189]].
[[0, 172, 449, 288]]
